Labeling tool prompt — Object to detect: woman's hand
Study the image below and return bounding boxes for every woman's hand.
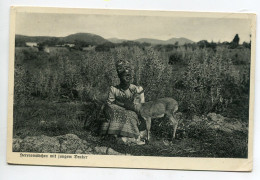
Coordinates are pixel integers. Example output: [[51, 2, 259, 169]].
[[114, 101, 125, 107], [123, 99, 135, 111]]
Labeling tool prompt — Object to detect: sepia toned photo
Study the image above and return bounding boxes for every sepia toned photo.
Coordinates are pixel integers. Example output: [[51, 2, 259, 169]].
[[7, 7, 256, 171]]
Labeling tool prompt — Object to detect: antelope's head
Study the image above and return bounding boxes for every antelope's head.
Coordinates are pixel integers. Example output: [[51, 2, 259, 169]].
[[133, 89, 144, 105]]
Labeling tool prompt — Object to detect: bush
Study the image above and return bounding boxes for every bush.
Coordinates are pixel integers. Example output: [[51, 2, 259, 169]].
[[13, 44, 250, 158], [168, 52, 183, 65], [14, 45, 250, 121]]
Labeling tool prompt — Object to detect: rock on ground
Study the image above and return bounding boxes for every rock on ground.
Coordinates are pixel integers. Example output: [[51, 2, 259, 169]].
[[57, 134, 92, 154], [13, 138, 23, 152], [188, 113, 247, 133], [19, 135, 60, 153], [206, 113, 246, 133], [13, 134, 124, 155]]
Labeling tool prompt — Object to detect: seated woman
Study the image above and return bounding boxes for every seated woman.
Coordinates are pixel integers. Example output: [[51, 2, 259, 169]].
[[100, 61, 145, 145]]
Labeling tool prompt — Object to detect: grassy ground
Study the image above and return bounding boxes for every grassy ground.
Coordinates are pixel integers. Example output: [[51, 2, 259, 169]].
[[13, 100, 248, 158]]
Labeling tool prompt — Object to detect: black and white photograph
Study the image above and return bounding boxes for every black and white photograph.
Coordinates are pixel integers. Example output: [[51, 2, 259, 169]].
[[7, 7, 255, 171]]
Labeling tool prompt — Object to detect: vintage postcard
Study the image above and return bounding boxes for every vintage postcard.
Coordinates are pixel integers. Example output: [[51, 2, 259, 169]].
[[7, 7, 256, 171]]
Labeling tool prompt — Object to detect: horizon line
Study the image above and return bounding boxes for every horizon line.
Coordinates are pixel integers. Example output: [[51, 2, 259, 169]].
[[15, 32, 251, 43]]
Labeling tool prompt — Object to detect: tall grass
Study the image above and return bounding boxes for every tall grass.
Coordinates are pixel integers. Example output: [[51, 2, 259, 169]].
[[14, 45, 250, 120], [13, 45, 250, 157]]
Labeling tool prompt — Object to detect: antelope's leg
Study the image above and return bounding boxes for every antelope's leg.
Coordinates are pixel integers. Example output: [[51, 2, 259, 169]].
[[145, 117, 152, 142], [172, 122, 178, 141], [167, 113, 178, 141]]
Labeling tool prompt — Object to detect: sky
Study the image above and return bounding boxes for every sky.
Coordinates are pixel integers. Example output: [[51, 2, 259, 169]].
[[15, 12, 252, 43]]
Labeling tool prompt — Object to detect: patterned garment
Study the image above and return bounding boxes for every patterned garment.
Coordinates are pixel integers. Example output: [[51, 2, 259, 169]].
[[100, 84, 145, 138], [100, 104, 140, 138]]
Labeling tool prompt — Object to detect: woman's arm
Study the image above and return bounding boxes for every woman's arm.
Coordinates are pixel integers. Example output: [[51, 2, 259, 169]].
[[107, 86, 116, 105], [107, 86, 125, 107]]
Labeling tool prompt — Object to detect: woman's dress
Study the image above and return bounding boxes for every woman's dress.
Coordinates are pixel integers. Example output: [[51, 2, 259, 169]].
[[100, 84, 145, 138]]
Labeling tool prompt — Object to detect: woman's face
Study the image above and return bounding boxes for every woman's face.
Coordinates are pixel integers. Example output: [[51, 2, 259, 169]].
[[120, 73, 132, 84]]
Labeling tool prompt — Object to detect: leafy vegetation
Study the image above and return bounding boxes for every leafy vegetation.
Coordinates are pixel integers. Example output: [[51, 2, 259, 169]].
[[13, 34, 251, 157]]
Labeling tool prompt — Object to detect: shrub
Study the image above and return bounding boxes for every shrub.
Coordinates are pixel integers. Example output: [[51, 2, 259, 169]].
[[14, 45, 251, 122]]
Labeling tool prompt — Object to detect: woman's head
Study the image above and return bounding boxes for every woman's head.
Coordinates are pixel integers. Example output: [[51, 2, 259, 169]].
[[116, 61, 132, 85], [119, 69, 132, 84]]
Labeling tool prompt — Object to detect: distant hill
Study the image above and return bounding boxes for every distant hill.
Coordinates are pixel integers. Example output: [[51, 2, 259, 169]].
[[109, 37, 194, 45], [15, 33, 109, 46], [135, 38, 165, 45], [62, 33, 108, 45], [15, 35, 54, 43], [135, 37, 194, 45], [16, 33, 194, 47], [165, 37, 194, 45], [108, 38, 128, 43]]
